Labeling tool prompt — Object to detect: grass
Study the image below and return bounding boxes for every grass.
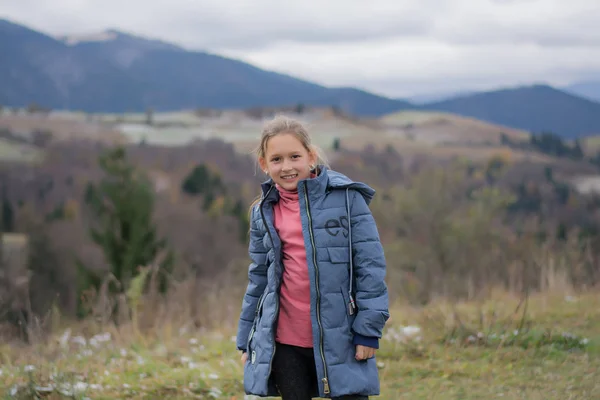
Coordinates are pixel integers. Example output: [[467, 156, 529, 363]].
[[380, 110, 454, 125], [1, 292, 599, 399]]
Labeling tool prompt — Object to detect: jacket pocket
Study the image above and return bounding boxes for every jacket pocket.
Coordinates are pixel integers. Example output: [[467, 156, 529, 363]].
[[327, 247, 350, 264], [247, 290, 267, 352]]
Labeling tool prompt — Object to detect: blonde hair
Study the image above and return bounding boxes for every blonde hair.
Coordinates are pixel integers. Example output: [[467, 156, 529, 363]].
[[247, 115, 328, 214], [253, 115, 327, 169]]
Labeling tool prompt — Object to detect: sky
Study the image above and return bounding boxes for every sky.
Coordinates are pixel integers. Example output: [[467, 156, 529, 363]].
[[2, 0, 600, 100]]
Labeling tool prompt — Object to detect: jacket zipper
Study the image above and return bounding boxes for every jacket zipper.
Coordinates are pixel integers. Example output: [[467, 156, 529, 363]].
[[259, 187, 280, 383], [303, 181, 330, 396]]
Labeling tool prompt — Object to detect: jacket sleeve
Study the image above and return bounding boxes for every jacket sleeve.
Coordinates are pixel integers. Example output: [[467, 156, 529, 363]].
[[236, 204, 269, 352], [349, 189, 390, 342]]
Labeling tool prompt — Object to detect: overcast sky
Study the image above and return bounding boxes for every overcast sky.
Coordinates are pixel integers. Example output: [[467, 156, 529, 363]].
[[2, 0, 599, 99]]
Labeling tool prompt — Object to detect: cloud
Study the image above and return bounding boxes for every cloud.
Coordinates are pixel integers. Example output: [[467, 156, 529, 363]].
[[223, 36, 600, 97], [2, 0, 435, 50], [431, 0, 600, 48], [1, 0, 599, 97]]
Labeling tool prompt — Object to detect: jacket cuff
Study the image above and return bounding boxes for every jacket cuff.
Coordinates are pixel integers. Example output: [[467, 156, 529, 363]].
[[352, 333, 379, 349]]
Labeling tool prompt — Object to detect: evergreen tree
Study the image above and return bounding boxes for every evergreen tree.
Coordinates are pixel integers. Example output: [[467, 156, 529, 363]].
[[78, 146, 173, 321]]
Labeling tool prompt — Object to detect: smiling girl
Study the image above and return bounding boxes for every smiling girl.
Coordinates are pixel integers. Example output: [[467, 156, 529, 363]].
[[236, 115, 389, 400]]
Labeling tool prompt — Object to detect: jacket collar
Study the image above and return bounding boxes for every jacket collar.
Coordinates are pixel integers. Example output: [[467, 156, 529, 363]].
[[260, 164, 375, 204], [260, 165, 329, 202]]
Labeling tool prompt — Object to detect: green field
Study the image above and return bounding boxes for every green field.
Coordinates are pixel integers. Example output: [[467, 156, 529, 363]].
[[2, 291, 599, 399]]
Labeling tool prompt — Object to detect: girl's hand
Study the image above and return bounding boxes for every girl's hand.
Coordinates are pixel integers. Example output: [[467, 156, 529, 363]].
[[355, 345, 376, 360], [241, 351, 248, 364]]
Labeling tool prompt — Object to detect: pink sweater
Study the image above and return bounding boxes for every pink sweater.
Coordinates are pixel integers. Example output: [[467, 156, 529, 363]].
[[273, 184, 313, 348]]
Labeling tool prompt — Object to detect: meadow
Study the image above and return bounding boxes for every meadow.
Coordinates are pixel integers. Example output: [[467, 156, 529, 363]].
[[1, 290, 598, 399]]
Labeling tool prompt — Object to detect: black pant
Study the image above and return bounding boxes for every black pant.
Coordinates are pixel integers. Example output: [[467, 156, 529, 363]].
[[272, 342, 369, 400]]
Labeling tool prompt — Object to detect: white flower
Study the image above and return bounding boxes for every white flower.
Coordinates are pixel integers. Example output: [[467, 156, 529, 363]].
[[74, 382, 88, 393], [208, 373, 219, 380], [81, 349, 93, 357], [59, 329, 72, 348], [35, 385, 54, 393], [189, 338, 198, 345], [401, 326, 421, 337], [383, 325, 422, 344], [24, 365, 35, 372], [72, 336, 87, 346], [90, 332, 111, 347]]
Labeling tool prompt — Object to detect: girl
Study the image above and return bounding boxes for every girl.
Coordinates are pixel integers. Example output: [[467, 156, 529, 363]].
[[236, 116, 389, 399]]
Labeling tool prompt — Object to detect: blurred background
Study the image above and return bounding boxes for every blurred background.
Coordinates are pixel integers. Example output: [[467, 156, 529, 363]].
[[1, 1, 599, 398]]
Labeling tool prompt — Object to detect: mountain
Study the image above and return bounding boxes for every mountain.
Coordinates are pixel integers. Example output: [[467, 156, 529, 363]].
[[563, 80, 600, 102], [408, 90, 474, 105], [421, 84, 600, 138], [0, 18, 414, 115], [58, 29, 185, 69], [3, 17, 600, 136]]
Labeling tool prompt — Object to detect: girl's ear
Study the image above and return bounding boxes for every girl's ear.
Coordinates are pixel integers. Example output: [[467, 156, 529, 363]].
[[308, 149, 318, 168], [258, 157, 268, 174]]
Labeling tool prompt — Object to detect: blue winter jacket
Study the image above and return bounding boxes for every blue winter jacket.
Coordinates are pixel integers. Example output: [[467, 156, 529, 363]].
[[236, 166, 390, 398]]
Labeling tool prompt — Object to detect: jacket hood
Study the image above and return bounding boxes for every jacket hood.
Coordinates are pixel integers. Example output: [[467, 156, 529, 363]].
[[325, 168, 376, 205], [260, 165, 375, 205]]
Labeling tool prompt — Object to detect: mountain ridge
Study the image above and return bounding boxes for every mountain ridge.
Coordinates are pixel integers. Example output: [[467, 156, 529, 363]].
[[2, 18, 600, 137]]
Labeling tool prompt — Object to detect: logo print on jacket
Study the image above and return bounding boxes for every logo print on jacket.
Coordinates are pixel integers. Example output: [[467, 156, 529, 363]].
[[325, 216, 349, 238]]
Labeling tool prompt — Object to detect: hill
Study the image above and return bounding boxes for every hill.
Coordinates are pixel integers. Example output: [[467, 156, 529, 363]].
[[0, 18, 413, 116], [422, 84, 600, 138], [564, 80, 600, 102]]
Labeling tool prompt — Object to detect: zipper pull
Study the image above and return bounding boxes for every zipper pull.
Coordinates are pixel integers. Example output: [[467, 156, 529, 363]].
[[322, 378, 330, 395], [348, 294, 356, 315]]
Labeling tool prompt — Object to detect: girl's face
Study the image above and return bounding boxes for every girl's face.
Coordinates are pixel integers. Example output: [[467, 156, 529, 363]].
[[259, 132, 317, 191]]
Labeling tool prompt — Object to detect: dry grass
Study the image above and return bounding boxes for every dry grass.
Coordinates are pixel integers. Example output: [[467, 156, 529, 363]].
[[379, 111, 531, 142], [0, 114, 126, 144], [1, 289, 598, 399]]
